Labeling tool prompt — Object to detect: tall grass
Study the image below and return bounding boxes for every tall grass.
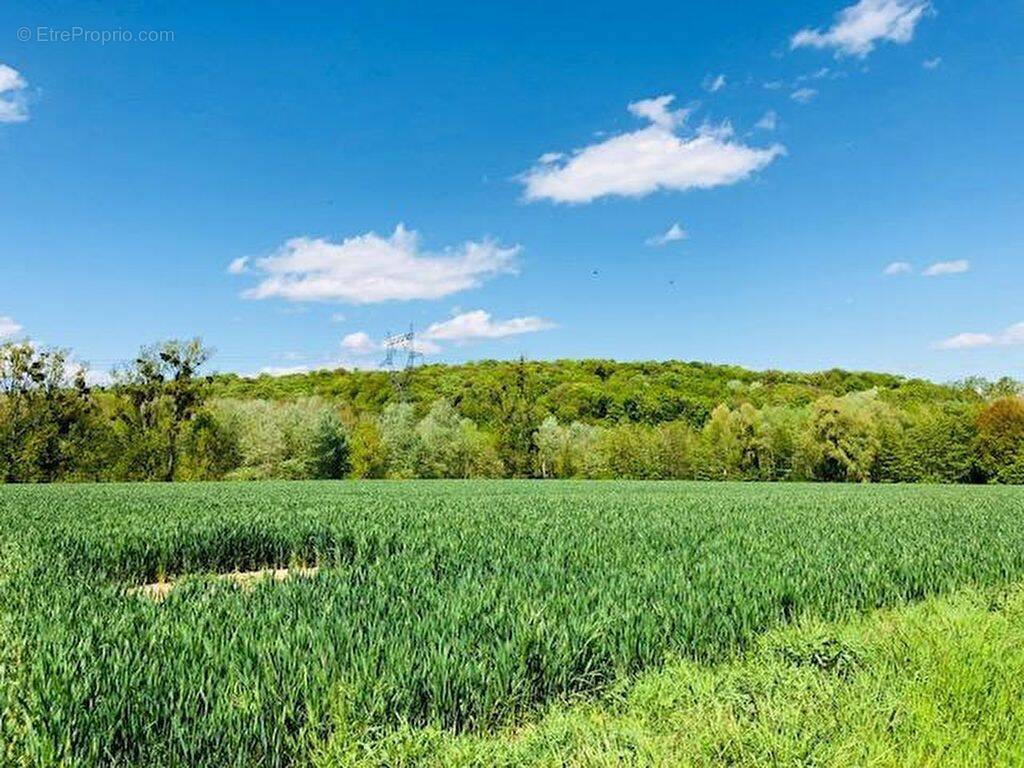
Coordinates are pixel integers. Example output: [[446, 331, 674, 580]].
[[341, 584, 1024, 766], [1, 481, 1023, 766]]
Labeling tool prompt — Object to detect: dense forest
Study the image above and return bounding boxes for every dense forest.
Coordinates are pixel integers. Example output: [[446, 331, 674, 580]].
[[2, 339, 1022, 483]]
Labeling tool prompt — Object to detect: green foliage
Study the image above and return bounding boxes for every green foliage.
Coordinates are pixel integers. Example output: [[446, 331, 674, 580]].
[[415, 400, 501, 479], [209, 359, 974, 428], [112, 338, 213, 481], [898, 402, 979, 483], [976, 398, 1024, 483], [379, 402, 419, 478], [799, 393, 888, 482], [176, 410, 241, 480], [0, 343, 94, 482], [348, 415, 386, 479], [2, 340, 1023, 483], [493, 358, 539, 476], [211, 397, 343, 480], [2, 481, 1024, 765], [311, 410, 350, 479]]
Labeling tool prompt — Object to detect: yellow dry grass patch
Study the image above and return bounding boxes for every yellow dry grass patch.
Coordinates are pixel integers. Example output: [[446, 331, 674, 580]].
[[132, 566, 319, 600]]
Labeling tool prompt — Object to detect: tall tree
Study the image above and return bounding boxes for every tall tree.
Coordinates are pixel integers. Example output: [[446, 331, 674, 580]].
[[116, 339, 212, 481], [494, 357, 539, 477], [0, 343, 93, 482]]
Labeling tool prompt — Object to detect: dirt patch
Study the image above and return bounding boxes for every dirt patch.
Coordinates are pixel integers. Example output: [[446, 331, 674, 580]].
[[131, 566, 320, 601]]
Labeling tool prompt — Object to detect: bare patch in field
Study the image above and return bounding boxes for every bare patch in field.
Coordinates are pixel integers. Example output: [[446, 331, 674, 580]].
[[131, 566, 320, 601]]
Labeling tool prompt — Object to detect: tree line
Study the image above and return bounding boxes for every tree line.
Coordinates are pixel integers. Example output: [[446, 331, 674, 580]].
[[2, 339, 1022, 483]]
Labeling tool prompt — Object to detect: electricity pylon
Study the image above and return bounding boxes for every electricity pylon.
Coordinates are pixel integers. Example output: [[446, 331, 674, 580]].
[[380, 324, 420, 400]]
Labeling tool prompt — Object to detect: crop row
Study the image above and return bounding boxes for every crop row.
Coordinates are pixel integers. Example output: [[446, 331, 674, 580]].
[[1, 481, 1023, 766]]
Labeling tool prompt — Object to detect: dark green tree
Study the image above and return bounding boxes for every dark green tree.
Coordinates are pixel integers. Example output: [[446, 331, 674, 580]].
[[0, 343, 94, 482], [493, 357, 539, 477], [310, 410, 350, 479], [116, 338, 212, 481]]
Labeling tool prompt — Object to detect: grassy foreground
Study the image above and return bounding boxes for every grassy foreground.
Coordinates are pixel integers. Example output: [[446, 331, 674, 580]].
[[326, 584, 1024, 766], [3, 481, 1024, 765]]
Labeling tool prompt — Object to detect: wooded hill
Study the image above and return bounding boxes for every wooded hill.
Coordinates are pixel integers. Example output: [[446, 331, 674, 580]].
[[211, 358, 984, 427]]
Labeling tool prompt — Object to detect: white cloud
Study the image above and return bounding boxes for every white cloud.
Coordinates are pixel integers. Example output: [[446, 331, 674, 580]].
[[238, 224, 520, 303], [790, 87, 818, 104], [755, 110, 778, 131], [935, 332, 994, 350], [0, 64, 29, 124], [923, 259, 969, 276], [791, 0, 931, 58], [1004, 323, 1024, 346], [703, 73, 727, 93], [61, 360, 113, 387], [340, 331, 376, 353], [646, 222, 689, 246], [339, 330, 441, 358], [422, 310, 555, 342], [0, 315, 23, 339], [922, 56, 942, 69], [82, 368, 114, 387], [538, 152, 564, 164], [408, 338, 441, 355], [521, 95, 785, 204], [763, 80, 785, 90], [226, 256, 250, 275], [935, 322, 1024, 350], [0, 66, 24, 93], [883, 261, 912, 275], [258, 364, 315, 376], [626, 94, 689, 129], [330, 313, 346, 323]]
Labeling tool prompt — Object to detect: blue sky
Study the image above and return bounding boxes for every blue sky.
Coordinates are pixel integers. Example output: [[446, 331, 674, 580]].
[[1, 1, 1021, 382]]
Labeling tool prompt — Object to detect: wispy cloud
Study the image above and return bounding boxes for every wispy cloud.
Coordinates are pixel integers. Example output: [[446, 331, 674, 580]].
[[936, 322, 1024, 350], [798, 67, 832, 81], [755, 110, 778, 131], [883, 261, 912, 275], [923, 259, 969, 277], [922, 56, 942, 70], [423, 310, 556, 342], [703, 73, 727, 93], [235, 224, 519, 304], [791, 0, 931, 58], [0, 64, 29, 124], [646, 222, 688, 246], [521, 95, 784, 204], [0, 315, 23, 339], [790, 87, 818, 104], [226, 256, 250, 275]]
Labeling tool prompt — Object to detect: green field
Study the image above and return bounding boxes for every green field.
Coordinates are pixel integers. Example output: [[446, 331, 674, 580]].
[[2, 481, 1024, 766], [361, 584, 1024, 766]]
